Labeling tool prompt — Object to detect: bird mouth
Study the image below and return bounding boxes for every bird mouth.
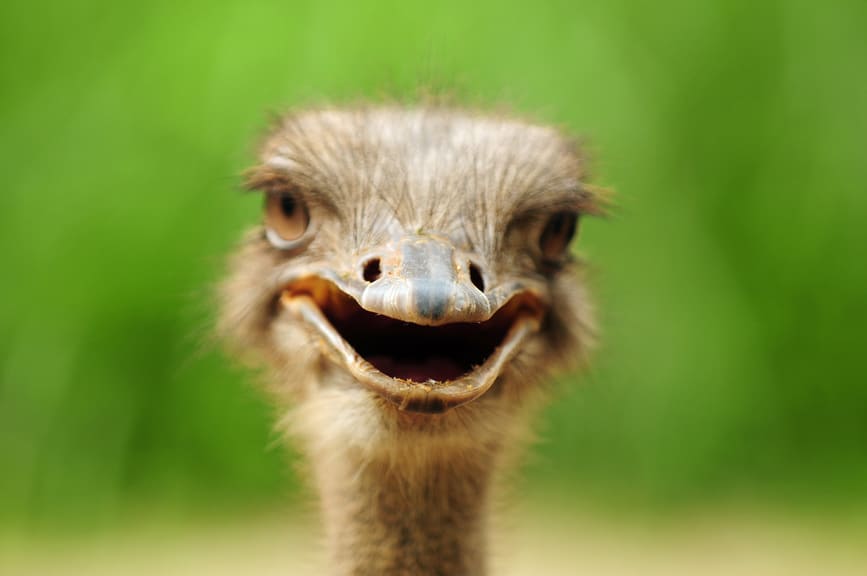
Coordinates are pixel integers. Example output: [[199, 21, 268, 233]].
[[280, 277, 544, 413]]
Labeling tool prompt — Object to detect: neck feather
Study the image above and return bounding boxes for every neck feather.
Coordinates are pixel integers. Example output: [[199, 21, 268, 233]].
[[314, 441, 497, 576], [291, 386, 532, 575]]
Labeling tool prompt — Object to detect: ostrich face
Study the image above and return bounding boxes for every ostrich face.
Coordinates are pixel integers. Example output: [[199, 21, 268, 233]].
[[222, 107, 597, 419]]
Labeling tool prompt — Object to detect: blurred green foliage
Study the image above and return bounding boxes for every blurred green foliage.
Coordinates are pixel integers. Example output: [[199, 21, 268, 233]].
[[1, 0, 865, 530]]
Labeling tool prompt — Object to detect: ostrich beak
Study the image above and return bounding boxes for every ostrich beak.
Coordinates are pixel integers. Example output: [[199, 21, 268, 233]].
[[279, 235, 546, 413], [358, 235, 493, 325]]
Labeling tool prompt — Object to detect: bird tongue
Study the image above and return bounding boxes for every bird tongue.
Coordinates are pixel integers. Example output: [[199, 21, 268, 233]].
[[365, 354, 467, 383]]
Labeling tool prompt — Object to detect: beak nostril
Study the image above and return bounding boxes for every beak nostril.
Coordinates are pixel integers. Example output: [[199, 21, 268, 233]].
[[469, 262, 485, 293], [363, 258, 382, 283]]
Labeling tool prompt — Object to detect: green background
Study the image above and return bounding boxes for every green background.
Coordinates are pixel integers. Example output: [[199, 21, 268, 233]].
[[2, 0, 866, 532]]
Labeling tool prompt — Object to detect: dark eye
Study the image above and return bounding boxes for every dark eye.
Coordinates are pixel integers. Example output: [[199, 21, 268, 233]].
[[264, 192, 310, 248], [539, 211, 579, 265]]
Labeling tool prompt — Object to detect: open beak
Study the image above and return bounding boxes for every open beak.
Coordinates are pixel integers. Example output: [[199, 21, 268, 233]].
[[279, 235, 546, 413]]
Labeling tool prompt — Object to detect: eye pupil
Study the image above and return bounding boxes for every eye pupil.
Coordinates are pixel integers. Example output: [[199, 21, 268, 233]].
[[280, 194, 296, 217], [550, 213, 566, 234]]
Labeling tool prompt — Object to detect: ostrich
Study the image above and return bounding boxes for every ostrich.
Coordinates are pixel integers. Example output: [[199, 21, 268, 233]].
[[220, 104, 600, 575]]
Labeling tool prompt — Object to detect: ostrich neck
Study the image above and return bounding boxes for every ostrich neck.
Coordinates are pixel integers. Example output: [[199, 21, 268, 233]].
[[313, 438, 498, 576]]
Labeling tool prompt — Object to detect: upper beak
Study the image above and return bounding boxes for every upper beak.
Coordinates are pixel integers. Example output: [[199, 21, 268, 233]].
[[359, 235, 491, 325]]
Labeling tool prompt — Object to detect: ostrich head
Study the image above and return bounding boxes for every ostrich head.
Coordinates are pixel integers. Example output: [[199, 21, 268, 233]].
[[220, 105, 599, 575]]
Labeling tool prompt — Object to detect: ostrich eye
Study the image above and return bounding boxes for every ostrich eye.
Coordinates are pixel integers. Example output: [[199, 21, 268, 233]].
[[539, 211, 579, 264], [264, 192, 310, 248]]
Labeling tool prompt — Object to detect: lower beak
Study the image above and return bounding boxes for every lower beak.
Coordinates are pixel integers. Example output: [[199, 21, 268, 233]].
[[282, 291, 542, 413]]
